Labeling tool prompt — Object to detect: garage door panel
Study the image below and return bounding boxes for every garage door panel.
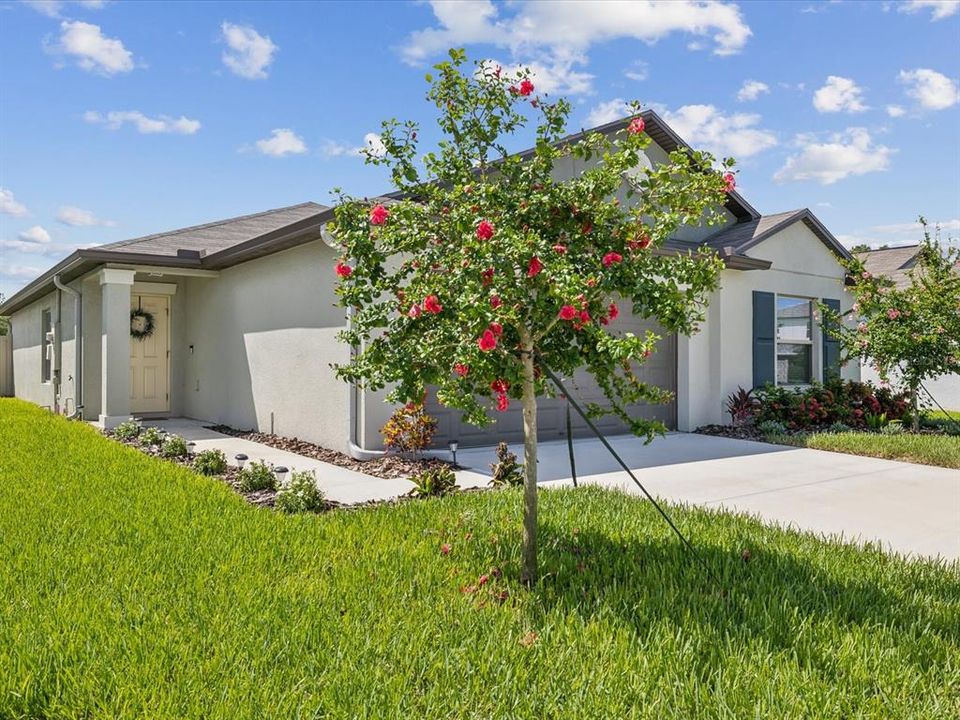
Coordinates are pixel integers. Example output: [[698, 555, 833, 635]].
[[427, 315, 676, 448]]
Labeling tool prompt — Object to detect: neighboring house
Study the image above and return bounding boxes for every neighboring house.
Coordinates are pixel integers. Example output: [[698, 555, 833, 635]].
[[856, 245, 960, 410], [0, 111, 859, 455]]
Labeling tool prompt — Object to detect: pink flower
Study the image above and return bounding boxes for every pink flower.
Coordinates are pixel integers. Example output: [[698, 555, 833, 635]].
[[559, 305, 577, 320], [722, 173, 736, 193], [527, 256, 544, 277], [335, 262, 353, 278], [440, 543, 451, 555], [608, 303, 619, 320], [552, 244, 567, 254], [627, 117, 645, 135], [476, 220, 495, 240], [490, 295, 502, 309], [861, 271, 872, 279], [518, 78, 534, 96], [407, 304, 422, 319], [886, 308, 901, 320], [369, 204, 389, 225], [491, 379, 509, 394], [478, 574, 490, 586], [424, 295, 443, 314], [628, 234, 652, 251], [858, 321, 868, 333], [454, 363, 469, 378], [481, 267, 494, 285], [489, 322, 503, 336], [478, 329, 498, 352], [579, 310, 591, 325], [496, 394, 509, 412], [602, 252, 623, 267]]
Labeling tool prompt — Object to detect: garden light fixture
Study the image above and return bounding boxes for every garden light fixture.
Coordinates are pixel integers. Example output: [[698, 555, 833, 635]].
[[235, 453, 248, 469], [274, 466, 289, 485], [448, 440, 458, 467]]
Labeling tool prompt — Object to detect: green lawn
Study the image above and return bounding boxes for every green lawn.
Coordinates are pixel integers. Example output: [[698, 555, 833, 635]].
[[767, 430, 960, 468], [1, 399, 958, 719]]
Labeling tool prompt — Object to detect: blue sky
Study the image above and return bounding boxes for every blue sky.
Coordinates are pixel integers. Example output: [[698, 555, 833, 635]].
[[1, 0, 959, 298]]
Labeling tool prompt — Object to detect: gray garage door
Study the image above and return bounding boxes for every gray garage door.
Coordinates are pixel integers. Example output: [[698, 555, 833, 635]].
[[426, 315, 677, 448]]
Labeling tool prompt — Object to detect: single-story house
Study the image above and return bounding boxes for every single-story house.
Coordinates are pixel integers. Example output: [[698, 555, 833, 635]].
[[0, 111, 859, 456], [856, 244, 960, 410]]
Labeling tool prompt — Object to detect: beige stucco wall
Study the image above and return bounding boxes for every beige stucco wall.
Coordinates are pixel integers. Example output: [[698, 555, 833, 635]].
[[676, 221, 858, 429], [180, 241, 351, 452]]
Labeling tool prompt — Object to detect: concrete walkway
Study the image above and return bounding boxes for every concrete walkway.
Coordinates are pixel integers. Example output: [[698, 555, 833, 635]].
[[454, 433, 960, 563], [148, 419, 488, 505]]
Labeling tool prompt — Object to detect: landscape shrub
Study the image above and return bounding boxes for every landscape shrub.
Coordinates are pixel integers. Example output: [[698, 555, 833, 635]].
[[881, 421, 904, 435], [160, 434, 188, 458], [113, 420, 141, 441], [826, 421, 852, 434], [193, 449, 227, 476], [381, 403, 437, 456], [409, 466, 458, 498], [138, 426, 165, 447], [725, 387, 759, 426], [489, 442, 523, 488], [753, 379, 909, 431], [237, 461, 277, 493], [757, 420, 787, 436], [275, 470, 326, 513]]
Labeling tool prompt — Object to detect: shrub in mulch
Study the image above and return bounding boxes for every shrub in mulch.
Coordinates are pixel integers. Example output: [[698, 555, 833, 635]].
[[205, 424, 452, 479]]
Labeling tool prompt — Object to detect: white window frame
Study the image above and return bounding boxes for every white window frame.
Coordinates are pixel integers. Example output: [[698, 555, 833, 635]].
[[774, 294, 818, 387]]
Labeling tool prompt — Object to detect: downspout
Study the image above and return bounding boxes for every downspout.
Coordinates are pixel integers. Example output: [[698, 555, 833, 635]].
[[53, 274, 83, 418], [346, 305, 386, 460]]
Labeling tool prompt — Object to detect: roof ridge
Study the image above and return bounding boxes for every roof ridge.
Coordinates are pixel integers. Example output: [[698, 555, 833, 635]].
[[856, 243, 921, 253], [99, 201, 326, 250]]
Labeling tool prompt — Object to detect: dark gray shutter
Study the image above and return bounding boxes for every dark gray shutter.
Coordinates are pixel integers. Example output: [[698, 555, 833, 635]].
[[752, 291, 775, 389], [822, 298, 841, 382]]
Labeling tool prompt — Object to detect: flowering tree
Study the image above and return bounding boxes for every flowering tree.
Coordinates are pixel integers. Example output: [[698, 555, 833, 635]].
[[823, 219, 960, 430], [330, 50, 734, 584]]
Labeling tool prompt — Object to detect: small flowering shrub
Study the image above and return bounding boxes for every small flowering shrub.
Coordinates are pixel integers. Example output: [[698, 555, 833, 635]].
[[409, 466, 458, 498], [139, 426, 165, 447], [275, 471, 326, 514], [489, 441, 523, 488], [193, 449, 227, 476], [160, 434, 188, 458], [113, 420, 141, 441], [237, 460, 277, 493], [754, 379, 908, 431], [381, 403, 438, 455]]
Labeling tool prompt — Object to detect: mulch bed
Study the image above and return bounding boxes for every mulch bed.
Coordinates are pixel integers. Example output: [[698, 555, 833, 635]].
[[695, 424, 764, 440], [204, 424, 451, 479]]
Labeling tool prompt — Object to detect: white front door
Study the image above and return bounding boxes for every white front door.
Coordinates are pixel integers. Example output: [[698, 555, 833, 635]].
[[130, 294, 170, 413]]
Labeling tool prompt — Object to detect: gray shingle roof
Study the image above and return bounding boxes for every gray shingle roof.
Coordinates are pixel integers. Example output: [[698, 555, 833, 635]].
[[698, 208, 851, 261], [97, 201, 327, 258], [855, 245, 920, 288]]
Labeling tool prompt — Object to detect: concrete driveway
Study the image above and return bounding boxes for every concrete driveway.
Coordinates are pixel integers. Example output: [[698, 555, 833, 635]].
[[454, 433, 960, 563]]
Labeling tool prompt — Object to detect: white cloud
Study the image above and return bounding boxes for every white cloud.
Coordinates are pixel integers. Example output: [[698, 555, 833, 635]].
[[660, 104, 778, 159], [483, 56, 594, 96], [84, 110, 201, 134], [813, 76, 868, 113], [24, 1, 107, 17], [584, 98, 633, 127], [0, 188, 28, 217], [56, 205, 115, 227], [774, 128, 894, 185], [18, 225, 51, 244], [221, 22, 277, 80], [897, 1, 960, 21], [624, 61, 649, 82], [886, 104, 906, 117], [838, 217, 960, 249], [736, 79, 769, 102], [898, 68, 959, 110], [254, 128, 307, 157], [1, 264, 45, 280], [53, 20, 133, 76], [320, 132, 385, 159], [400, 1, 751, 94]]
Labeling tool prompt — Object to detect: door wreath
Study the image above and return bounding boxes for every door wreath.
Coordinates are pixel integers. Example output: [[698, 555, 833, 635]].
[[130, 308, 155, 340]]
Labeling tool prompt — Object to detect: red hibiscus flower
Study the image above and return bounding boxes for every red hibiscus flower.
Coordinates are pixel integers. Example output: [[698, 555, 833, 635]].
[[552, 244, 567, 254], [527, 256, 544, 277], [518, 78, 534, 96], [579, 310, 591, 325], [478, 329, 498, 352], [454, 363, 469, 378], [490, 295, 502, 309], [581, 222, 592, 235], [559, 305, 577, 320], [628, 234, 652, 251], [440, 543, 451, 556], [489, 322, 503, 336], [608, 302, 619, 320], [496, 394, 509, 412], [424, 295, 443, 314], [722, 173, 736, 193], [335, 262, 353, 278], [407, 304, 422, 319], [627, 116, 645, 135], [602, 252, 623, 267], [887, 308, 901, 320], [476, 219, 495, 240], [491, 379, 509, 394], [481, 267, 494, 285], [369, 204, 389, 225]]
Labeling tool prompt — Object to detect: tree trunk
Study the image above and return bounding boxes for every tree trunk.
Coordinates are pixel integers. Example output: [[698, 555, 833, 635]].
[[911, 383, 920, 433], [519, 330, 538, 587]]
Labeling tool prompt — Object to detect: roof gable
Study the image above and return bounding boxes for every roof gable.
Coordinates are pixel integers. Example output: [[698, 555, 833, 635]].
[[701, 208, 852, 263]]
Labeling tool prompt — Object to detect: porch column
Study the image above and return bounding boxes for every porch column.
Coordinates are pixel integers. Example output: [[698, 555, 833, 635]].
[[98, 268, 135, 428]]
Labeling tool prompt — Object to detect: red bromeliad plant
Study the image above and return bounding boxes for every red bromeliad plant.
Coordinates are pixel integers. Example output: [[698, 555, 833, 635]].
[[330, 49, 734, 584]]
